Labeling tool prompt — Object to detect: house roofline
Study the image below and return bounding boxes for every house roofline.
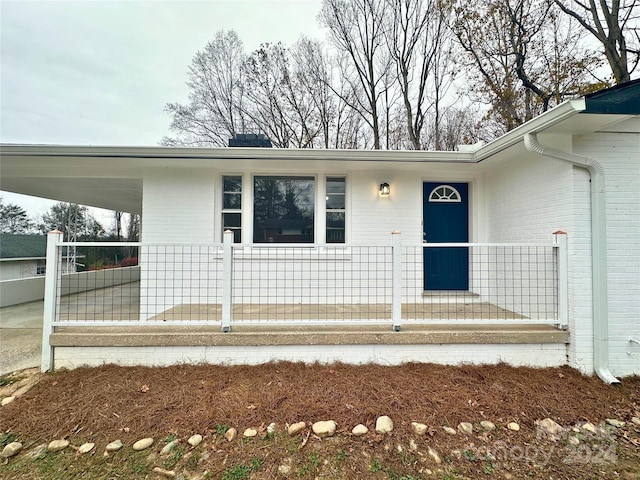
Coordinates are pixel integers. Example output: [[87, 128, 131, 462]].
[[0, 98, 590, 165], [0, 143, 475, 163], [472, 99, 586, 160]]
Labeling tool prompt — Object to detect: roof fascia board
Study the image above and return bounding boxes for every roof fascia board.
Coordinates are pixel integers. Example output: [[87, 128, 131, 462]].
[[1, 145, 474, 164], [473, 99, 586, 161]]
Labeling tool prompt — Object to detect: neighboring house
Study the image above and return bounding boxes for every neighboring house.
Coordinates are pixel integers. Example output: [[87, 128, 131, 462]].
[[0, 234, 48, 280], [1, 80, 638, 380], [0, 233, 83, 307], [0, 234, 79, 281]]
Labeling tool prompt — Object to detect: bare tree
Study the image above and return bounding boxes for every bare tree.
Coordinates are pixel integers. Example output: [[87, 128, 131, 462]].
[[113, 211, 123, 241], [162, 30, 249, 147], [385, 0, 453, 149], [422, 106, 488, 150], [320, 0, 392, 149], [428, 16, 458, 150], [293, 37, 374, 148], [330, 51, 376, 148], [454, 1, 533, 131], [243, 42, 324, 147], [126, 214, 140, 242], [555, 0, 640, 83], [291, 38, 336, 148], [163, 2, 616, 149], [242, 43, 294, 147]]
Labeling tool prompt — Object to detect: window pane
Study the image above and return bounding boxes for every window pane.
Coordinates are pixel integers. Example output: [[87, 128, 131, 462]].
[[223, 176, 242, 192], [223, 213, 241, 242], [326, 212, 345, 243], [223, 192, 241, 209], [253, 176, 315, 243], [326, 177, 345, 194], [223, 213, 241, 228], [326, 194, 345, 210], [326, 177, 345, 209], [223, 176, 242, 209]]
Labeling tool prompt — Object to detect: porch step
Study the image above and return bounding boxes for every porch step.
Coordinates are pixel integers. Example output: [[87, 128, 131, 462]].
[[51, 324, 568, 348], [421, 291, 481, 304]]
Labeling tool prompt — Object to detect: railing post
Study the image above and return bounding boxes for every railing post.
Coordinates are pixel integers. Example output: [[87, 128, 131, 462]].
[[221, 230, 234, 333], [42, 230, 63, 372], [391, 231, 402, 332], [554, 231, 569, 329]]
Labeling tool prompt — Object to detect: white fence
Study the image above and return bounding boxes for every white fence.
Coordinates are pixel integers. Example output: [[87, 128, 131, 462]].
[[43, 231, 568, 329]]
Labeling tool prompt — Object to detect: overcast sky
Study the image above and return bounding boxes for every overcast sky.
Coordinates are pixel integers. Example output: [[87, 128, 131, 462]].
[[1, 0, 324, 218]]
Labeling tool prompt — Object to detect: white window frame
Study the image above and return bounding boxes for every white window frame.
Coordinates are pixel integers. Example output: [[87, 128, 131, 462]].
[[219, 173, 349, 245], [325, 176, 346, 244], [221, 174, 243, 243]]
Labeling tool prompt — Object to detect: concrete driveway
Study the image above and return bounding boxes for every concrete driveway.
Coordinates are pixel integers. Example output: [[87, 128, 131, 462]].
[[0, 300, 43, 374]]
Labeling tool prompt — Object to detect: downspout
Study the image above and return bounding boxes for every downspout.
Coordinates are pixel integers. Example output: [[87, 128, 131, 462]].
[[524, 133, 620, 385]]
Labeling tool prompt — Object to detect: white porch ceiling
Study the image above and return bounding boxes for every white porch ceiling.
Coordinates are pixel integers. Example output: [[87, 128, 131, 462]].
[[0, 175, 142, 214]]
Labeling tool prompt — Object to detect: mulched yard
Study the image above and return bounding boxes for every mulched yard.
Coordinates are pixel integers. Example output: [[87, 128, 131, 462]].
[[1, 362, 639, 479]]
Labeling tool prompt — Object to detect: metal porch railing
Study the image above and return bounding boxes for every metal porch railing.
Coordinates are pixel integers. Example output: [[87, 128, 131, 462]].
[[43, 232, 568, 328], [41, 230, 568, 368]]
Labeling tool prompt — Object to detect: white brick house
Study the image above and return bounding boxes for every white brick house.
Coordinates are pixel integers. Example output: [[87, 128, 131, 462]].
[[1, 81, 638, 381]]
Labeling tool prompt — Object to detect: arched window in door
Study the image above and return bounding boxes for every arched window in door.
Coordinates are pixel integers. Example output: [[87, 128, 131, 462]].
[[428, 185, 462, 202]]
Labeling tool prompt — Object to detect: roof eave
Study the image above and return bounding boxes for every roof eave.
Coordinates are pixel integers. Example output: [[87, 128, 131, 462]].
[[472, 98, 586, 161], [0, 144, 475, 164]]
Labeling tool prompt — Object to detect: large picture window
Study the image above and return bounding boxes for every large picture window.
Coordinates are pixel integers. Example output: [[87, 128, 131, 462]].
[[253, 176, 315, 243]]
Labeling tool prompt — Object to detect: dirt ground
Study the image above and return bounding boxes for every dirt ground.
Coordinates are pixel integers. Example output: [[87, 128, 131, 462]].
[[1, 362, 639, 479]]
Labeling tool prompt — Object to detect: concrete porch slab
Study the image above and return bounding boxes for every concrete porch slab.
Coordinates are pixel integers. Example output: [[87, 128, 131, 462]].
[[51, 323, 568, 348]]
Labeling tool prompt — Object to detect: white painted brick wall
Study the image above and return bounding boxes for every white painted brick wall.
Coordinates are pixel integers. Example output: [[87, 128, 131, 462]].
[[483, 153, 592, 373], [140, 169, 217, 318], [568, 168, 594, 373], [479, 125, 640, 377], [53, 343, 566, 370], [574, 128, 640, 377], [483, 155, 575, 243], [142, 168, 216, 243], [349, 172, 424, 245], [135, 159, 579, 369]]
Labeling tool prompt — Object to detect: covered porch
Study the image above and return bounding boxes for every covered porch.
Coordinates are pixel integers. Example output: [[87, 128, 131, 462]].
[[41, 230, 570, 370]]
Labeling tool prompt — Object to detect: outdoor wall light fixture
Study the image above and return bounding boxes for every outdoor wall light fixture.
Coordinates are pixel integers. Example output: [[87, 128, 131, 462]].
[[379, 183, 390, 196]]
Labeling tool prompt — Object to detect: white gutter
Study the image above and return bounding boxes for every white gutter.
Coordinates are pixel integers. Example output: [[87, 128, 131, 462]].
[[523, 133, 620, 385], [474, 99, 586, 160]]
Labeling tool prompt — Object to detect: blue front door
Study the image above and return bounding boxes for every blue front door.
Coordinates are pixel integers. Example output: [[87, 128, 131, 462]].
[[423, 182, 469, 290]]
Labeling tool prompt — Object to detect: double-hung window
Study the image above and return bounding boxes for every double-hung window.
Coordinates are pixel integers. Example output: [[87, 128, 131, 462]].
[[326, 177, 346, 243], [222, 175, 242, 243]]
